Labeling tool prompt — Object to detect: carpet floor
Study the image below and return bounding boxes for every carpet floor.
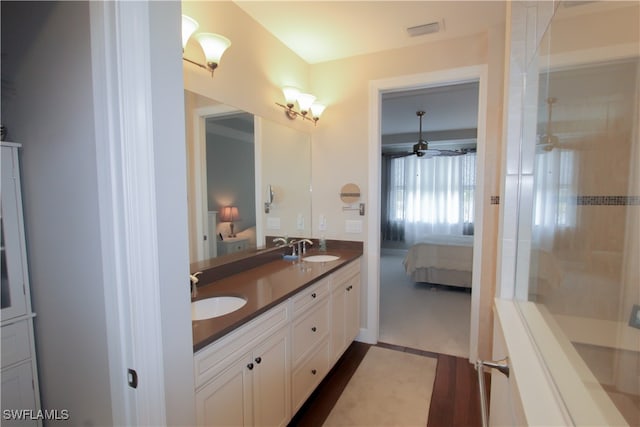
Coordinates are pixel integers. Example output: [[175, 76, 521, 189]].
[[322, 346, 437, 426], [379, 252, 471, 358]]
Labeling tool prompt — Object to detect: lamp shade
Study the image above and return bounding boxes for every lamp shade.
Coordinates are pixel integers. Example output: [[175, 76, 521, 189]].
[[296, 93, 316, 113], [181, 15, 199, 49], [195, 33, 231, 65], [310, 103, 326, 119], [219, 206, 240, 222], [282, 86, 301, 106]]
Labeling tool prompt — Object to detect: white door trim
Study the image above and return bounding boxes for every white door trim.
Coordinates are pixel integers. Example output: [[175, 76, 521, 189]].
[[191, 104, 242, 261], [366, 65, 489, 363], [90, 2, 167, 424]]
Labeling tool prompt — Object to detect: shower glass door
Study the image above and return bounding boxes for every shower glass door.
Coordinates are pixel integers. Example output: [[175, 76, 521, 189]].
[[513, 1, 639, 425]]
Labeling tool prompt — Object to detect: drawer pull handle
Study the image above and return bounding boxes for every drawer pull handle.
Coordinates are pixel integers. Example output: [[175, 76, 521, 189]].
[[311, 369, 317, 375], [311, 293, 317, 298], [347, 285, 353, 291], [247, 363, 254, 370], [255, 357, 262, 364], [311, 326, 317, 332]]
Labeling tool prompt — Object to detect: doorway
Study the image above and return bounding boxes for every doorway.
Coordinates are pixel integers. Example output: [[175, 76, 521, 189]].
[[379, 81, 479, 358], [366, 65, 489, 363]]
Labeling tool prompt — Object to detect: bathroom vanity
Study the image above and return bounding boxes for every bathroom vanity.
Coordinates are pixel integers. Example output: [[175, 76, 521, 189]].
[[191, 245, 361, 426]]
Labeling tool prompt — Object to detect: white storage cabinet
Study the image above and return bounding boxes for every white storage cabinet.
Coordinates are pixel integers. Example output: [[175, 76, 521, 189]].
[[1, 142, 42, 426]]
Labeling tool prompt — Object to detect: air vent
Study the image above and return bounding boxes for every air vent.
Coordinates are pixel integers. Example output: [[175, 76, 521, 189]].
[[406, 21, 442, 37]]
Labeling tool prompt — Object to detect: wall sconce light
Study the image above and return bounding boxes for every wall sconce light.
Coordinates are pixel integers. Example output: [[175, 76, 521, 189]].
[[182, 15, 231, 77], [276, 86, 326, 125]]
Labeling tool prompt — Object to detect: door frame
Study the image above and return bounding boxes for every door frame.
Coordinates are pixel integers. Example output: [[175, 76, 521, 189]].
[[366, 64, 489, 362]]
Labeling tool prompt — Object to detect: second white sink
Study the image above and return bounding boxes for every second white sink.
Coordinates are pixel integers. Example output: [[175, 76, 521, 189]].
[[192, 296, 247, 321], [302, 254, 340, 263]]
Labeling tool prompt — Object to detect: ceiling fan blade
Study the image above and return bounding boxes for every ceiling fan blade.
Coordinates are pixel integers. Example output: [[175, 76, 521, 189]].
[[382, 151, 415, 158]]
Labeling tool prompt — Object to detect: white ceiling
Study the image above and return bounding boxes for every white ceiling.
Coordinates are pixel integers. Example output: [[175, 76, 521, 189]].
[[232, 1, 505, 144], [234, 1, 506, 64]]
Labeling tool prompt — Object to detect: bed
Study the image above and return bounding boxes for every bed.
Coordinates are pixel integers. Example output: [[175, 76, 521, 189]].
[[402, 235, 474, 289]]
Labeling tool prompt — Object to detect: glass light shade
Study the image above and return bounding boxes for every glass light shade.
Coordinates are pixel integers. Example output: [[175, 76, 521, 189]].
[[297, 93, 317, 113], [282, 87, 301, 106], [310, 103, 326, 119], [195, 33, 231, 65], [181, 15, 199, 49]]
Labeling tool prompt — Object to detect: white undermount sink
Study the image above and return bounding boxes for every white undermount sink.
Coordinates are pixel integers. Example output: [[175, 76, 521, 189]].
[[191, 296, 247, 321], [302, 254, 340, 263]]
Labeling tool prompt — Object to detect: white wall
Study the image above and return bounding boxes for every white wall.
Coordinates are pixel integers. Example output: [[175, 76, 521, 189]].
[[1, 2, 113, 424]]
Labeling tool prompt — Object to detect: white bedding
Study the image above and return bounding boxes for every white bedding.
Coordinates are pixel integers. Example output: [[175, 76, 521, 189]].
[[403, 235, 474, 288]]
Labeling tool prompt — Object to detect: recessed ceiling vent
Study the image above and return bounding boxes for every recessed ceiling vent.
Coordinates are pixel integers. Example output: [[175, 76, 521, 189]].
[[406, 20, 443, 37]]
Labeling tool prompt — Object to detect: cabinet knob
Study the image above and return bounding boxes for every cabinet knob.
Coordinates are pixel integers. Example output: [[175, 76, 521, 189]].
[[255, 357, 262, 364], [311, 293, 317, 298], [347, 285, 352, 291], [311, 369, 317, 375], [247, 363, 254, 370], [311, 326, 317, 332]]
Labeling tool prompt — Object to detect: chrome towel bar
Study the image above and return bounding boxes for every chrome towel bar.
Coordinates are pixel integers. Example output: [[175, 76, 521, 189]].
[[475, 357, 509, 427]]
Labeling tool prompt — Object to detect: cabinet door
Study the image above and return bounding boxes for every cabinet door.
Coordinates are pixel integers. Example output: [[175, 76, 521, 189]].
[[196, 355, 253, 427], [1, 362, 38, 427], [345, 274, 360, 343], [252, 327, 290, 427], [330, 287, 346, 363], [1, 146, 28, 320]]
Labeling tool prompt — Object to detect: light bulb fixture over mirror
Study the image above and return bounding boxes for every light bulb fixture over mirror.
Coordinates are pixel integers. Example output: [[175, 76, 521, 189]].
[[182, 15, 231, 77], [276, 86, 326, 125]]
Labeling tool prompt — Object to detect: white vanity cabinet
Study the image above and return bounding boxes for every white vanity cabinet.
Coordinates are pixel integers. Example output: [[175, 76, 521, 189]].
[[1, 143, 41, 426], [329, 259, 361, 364], [194, 257, 362, 426], [194, 302, 291, 427]]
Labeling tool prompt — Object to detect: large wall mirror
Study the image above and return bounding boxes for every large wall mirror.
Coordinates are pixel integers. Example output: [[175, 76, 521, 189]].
[[185, 90, 312, 264]]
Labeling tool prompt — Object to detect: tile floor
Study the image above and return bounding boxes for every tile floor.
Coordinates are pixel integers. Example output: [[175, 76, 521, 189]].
[[379, 251, 471, 358]]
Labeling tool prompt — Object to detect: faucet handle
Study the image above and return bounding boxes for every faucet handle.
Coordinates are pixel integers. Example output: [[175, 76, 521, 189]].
[[190, 271, 202, 284], [190, 272, 202, 299]]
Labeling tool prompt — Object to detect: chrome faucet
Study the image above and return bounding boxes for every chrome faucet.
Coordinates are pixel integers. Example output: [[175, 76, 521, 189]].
[[273, 237, 288, 247], [289, 239, 314, 257], [298, 239, 314, 255], [190, 271, 202, 299]]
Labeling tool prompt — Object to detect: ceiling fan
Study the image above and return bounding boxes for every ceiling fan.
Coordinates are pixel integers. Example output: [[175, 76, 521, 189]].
[[384, 111, 475, 158]]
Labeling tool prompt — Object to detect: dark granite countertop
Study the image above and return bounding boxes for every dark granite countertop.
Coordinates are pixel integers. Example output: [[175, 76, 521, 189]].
[[192, 247, 363, 352]]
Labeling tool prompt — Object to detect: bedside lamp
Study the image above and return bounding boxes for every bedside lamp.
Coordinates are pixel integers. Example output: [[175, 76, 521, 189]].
[[220, 206, 240, 238]]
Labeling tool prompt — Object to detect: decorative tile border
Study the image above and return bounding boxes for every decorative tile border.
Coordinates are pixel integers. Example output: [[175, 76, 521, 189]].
[[576, 196, 640, 206], [490, 196, 500, 205]]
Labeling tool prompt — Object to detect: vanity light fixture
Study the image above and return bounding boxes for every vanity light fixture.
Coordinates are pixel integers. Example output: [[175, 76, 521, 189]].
[[182, 15, 231, 77], [276, 86, 326, 125]]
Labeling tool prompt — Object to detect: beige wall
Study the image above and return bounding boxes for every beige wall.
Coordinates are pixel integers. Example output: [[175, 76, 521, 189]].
[[182, 0, 506, 359]]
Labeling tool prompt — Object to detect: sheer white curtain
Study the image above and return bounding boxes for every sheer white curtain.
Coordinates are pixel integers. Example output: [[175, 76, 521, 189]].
[[533, 149, 577, 250], [387, 153, 476, 245]]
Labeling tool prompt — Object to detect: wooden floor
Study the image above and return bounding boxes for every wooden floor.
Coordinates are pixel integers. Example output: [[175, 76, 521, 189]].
[[288, 341, 489, 427]]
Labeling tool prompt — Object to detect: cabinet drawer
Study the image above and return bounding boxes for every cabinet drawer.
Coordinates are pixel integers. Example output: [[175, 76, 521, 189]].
[[330, 258, 361, 291], [194, 302, 288, 388], [292, 300, 329, 363], [291, 278, 329, 318], [1, 320, 32, 368], [291, 338, 330, 412]]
